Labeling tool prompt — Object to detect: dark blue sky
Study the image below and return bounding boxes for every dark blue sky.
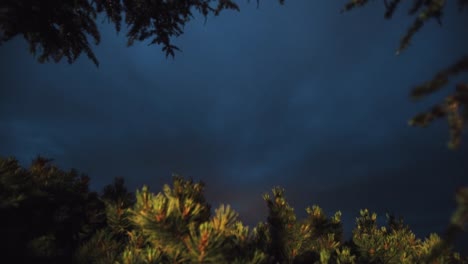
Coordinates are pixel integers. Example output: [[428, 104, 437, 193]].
[[1, 0, 467, 246]]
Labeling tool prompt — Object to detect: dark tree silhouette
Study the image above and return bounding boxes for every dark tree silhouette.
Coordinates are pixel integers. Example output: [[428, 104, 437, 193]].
[[341, 0, 468, 149], [0, 0, 248, 66], [0, 156, 107, 263]]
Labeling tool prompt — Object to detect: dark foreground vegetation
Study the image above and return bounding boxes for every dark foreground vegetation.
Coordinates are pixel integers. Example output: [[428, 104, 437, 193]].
[[0, 156, 467, 263]]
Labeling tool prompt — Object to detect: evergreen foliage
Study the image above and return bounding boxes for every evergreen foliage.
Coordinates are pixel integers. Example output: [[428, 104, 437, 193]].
[[0, 156, 107, 263], [1, 156, 466, 263]]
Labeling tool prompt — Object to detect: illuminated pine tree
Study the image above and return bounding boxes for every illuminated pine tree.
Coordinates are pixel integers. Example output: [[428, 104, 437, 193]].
[[2, 157, 467, 263]]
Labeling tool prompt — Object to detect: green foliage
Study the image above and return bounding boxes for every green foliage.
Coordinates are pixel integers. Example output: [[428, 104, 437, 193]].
[[80, 179, 465, 264], [86, 177, 266, 263], [0, 155, 106, 263], [452, 187, 468, 230], [1, 156, 467, 263]]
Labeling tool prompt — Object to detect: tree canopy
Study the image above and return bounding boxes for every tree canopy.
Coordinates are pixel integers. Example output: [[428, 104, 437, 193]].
[[0, 0, 250, 66], [1, 156, 467, 263]]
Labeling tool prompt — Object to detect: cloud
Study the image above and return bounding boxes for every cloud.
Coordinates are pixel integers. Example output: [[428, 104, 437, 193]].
[[0, 0, 467, 255]]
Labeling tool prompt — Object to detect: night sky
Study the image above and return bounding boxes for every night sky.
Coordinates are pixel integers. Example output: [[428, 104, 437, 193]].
[[1, 0, 467, 249]]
